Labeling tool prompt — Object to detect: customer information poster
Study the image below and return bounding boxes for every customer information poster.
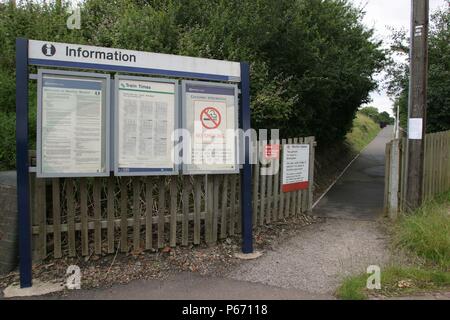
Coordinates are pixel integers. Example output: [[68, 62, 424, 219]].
[[183, 82, 238, 174], [116, 78, 176, 174], [40, 75, 106, 176]]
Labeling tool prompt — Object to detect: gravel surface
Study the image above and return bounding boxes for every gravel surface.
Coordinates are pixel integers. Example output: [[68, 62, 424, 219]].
[[0, 214, 318, 298], [228, 218, 392, 294]]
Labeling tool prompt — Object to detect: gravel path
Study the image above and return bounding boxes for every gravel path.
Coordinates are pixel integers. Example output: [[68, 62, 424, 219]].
[[228, 218, 391, 294]]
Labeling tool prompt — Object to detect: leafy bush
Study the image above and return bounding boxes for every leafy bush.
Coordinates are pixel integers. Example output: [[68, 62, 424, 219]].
[[0, 112, 16, 170]]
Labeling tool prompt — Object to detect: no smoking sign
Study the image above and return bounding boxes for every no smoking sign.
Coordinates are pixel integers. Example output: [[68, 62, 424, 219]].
[[200, 107, 221, 129]]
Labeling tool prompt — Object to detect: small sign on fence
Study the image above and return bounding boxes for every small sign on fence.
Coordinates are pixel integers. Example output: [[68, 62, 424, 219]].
[[281, 144, 310, 192], [263, 144, 280, 160]]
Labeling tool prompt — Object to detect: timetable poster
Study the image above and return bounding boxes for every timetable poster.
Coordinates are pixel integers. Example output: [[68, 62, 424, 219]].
[[117, 78, 176, 173]]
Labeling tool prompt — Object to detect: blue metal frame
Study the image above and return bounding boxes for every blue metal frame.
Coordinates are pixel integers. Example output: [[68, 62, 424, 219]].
[[16, 38, 32, 288], [239, 62, 253, 253], [16, 38, 254, 288], [29, 59, 239, 83]]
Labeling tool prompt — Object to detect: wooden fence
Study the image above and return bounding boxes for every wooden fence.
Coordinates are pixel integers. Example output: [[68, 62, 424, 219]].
[[30, 136, 315, 260], [384, 130, 450, 217]]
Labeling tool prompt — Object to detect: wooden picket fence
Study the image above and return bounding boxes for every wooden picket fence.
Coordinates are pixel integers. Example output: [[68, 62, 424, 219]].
[[384, 130, 450, 217], [30, 136, 315, 260]]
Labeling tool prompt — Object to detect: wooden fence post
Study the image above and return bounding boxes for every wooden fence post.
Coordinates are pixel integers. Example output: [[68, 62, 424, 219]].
[[388, 139, 400, 219], [307, 136, 315, 212], [383, 142, 391, 215]]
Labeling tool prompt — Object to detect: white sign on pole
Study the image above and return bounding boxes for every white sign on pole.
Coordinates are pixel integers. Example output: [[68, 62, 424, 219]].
[[281, 144, 310, 192], [37, 70, 109, 177], [408, 118, 423, 140], [182, 81, 238, 174], [115, 76, 178, 175]]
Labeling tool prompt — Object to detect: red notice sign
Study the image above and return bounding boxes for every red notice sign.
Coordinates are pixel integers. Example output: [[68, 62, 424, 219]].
[[263, 144, 280, 160], [281, 144, 309, 192]]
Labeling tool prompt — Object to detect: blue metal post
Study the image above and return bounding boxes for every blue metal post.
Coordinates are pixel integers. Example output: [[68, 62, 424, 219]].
[[239, 62, 253, 253], [16, 38, 32, 288]]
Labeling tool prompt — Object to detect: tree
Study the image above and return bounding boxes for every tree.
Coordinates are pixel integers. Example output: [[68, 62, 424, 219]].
[[360, 106, 380, 120], [377, 111, 394, 125], [387, 8, 450, 133], [359, 106, 394, 125]]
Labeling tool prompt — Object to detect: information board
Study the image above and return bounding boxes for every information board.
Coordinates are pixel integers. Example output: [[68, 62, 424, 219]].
[[37, 70, 110, 177], [281, 144, 310, 192], [114, 76, 178, 175], [182, 81, 238, 174]]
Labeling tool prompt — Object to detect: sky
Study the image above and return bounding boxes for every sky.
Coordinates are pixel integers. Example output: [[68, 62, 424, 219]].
[[349, 0, 448, 116]]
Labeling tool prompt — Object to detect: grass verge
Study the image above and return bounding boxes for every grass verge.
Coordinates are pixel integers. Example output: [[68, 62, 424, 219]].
[[393, 192, 450, 269], [346, 112, 381, 152], [336, 192, 450, 299], [336, 266, 450, 300]]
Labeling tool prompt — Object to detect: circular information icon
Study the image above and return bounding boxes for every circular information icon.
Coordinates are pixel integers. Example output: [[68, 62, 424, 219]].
[[200, 107, 221, 129]]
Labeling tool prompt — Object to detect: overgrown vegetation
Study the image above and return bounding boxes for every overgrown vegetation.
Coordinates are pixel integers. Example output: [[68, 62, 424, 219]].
[[393, 192, 450, 270], [0, 0, 385, 169], [345, 112, 381, 152], [336, 191, 450, 300]]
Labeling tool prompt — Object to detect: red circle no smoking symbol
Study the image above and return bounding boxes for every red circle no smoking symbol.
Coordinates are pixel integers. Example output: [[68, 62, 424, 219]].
[[200, 107, 221, 129]]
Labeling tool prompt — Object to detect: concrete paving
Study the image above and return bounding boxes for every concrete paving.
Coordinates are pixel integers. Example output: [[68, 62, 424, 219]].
[[313, 126, 394, 220]]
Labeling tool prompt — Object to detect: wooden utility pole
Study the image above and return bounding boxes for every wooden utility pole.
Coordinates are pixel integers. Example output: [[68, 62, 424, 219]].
[[405, 0, 429, 211]]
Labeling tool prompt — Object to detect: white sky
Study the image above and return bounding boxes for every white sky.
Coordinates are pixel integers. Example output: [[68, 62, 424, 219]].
[[350, 0, 448, 116]]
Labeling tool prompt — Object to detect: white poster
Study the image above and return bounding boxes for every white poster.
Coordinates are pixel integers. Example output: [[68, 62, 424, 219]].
[[116, 78, 176, 174], [40, 75, 105, 175], [408, 118, 423, 140], [183, 82, 238, 174], [281, 144, 309, 192]]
